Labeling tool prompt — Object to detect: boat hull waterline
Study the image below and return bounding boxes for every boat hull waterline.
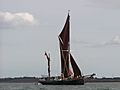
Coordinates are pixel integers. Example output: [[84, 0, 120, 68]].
[[39, 79, 84, 85]]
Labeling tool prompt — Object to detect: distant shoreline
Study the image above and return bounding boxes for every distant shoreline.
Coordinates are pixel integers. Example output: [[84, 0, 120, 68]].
[[0, 77, 120, 83], [0, 77, 39, 83], [85, 78, 120, 83]]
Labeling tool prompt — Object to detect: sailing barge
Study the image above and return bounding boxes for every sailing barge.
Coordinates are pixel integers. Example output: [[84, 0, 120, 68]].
[[39, 13, 84, 85]]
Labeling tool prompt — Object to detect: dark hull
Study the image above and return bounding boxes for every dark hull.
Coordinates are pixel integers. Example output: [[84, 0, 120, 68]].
[[39, 79, 84, 85]]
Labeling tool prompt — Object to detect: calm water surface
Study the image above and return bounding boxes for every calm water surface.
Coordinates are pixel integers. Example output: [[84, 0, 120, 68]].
[[0, 82, 120, 90]]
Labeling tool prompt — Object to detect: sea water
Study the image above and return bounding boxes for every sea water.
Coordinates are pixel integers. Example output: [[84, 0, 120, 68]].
[[0, 82, 120, 90]]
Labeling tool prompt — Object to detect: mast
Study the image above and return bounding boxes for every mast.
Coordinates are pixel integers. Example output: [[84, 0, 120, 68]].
[[45, 52, 50, 79]]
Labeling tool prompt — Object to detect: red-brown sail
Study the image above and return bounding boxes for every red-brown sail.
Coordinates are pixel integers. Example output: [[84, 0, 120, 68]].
[[59, 14, 70, 78], [59, 13, 82, 79], [70, 54, 82, 77]]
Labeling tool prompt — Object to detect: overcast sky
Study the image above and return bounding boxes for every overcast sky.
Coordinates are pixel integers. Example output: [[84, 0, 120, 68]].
[[0, 0, 120, 78]]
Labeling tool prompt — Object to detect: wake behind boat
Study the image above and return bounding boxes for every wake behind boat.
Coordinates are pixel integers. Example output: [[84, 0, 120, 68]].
[[39, 12, 84, 85]]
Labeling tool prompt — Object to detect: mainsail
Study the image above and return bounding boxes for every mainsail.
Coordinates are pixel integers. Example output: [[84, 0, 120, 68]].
[[59, 13, 82, 78], [59, 14, 70, 78]]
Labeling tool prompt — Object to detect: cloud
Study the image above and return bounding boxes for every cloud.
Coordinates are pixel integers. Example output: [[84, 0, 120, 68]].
[[87, 0, 120, 9], [105, 35, 120, 46], [0, 11, 36, 28], [74, 35, 120, 48], [90, 35, 120, 48]]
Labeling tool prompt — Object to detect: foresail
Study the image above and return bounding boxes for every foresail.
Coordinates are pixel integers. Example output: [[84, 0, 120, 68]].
[[70, 54, 82, 77], [59, 14, 70, 78]]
